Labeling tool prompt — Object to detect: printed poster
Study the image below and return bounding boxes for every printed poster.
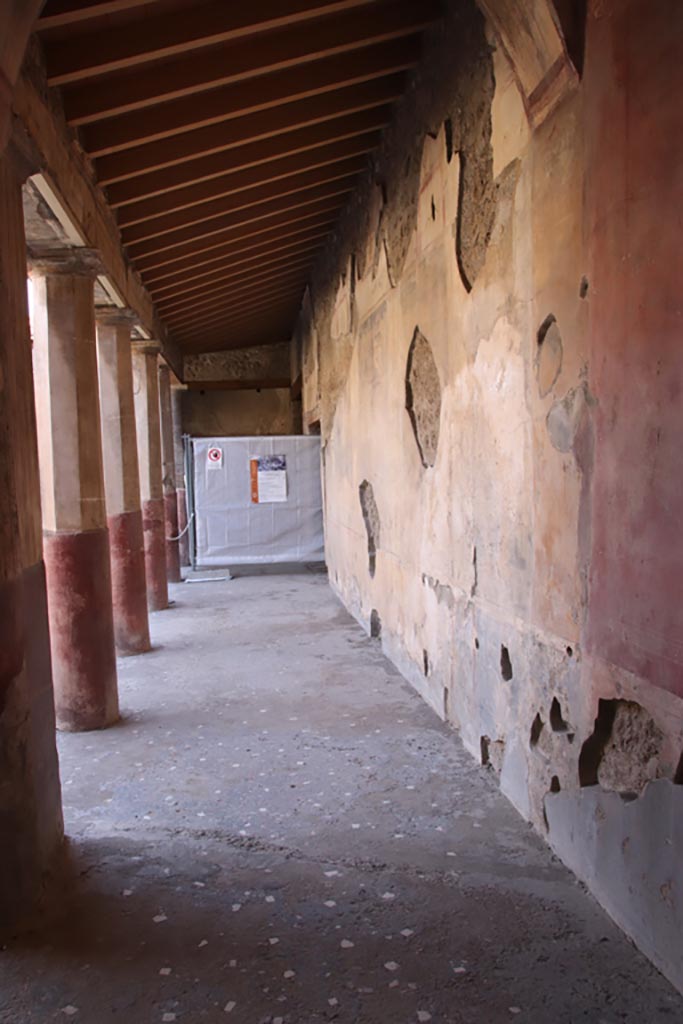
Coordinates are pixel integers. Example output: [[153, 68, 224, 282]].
[[250, 454, 287, 503]]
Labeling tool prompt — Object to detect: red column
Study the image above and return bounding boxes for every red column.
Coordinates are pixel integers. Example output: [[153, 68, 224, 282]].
[[132, 346, 168, 610], [158, 362, 182, 583], [0, 138, 64, 925], [96, 310, 151, 654], [31, 248, 119, 731]]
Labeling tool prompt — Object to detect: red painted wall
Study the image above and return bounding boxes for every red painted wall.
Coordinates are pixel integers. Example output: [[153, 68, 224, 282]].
[[584, 0, 683, 696]]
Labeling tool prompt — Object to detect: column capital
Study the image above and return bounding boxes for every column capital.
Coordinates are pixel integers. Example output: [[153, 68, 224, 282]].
[[28, 245, 104, 278], [132, 338, 162, 356], [95, 305, 138, 328]]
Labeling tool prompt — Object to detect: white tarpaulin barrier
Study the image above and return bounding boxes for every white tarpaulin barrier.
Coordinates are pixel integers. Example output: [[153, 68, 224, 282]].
[[191, 435, 324, 566]]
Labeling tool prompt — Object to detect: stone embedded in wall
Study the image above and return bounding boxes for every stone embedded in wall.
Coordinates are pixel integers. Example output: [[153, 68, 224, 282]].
[[405, 328, 442, 468], [535, 314, 563, 397], [579, 699, 665, 797], [359, 480, 380, 579]]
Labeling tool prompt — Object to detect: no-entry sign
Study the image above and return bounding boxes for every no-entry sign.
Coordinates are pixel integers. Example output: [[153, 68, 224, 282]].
[[207, 446, 223, 470]]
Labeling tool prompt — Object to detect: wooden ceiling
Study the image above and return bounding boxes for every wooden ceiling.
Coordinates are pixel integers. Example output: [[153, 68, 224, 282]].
[[35, 0, 439, 353]]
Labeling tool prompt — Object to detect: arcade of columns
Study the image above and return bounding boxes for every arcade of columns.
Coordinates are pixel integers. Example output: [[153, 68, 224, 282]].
[[0, 122, 188, 921]]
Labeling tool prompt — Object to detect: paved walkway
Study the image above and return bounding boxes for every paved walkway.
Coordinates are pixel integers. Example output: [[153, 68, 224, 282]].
[[1, 569, 681, 1023]]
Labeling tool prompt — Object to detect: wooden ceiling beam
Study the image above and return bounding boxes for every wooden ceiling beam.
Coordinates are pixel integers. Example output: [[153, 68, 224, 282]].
[[95, 77, 401, 184], [127, 178, 353, 262], [145, 224, 333, 292], [122, 156, 364, 246], [181, 302, 297, 338], [106, 109, 385, 208], [37, 0, 160, 31], [171, 286, 306, 339], [178, 311, 299, 352], [117, 132, 378, 228], [59, 1, 434, 124], [135, 200, 344, 275], [177, 308, 301, 353], [45, 0, 379, 85], [167, 267, 309, 321], [156, 246, 323, 313], [157, 252, 318, 317], [164, 275, 311, 330], [83, 38, 415, 157]]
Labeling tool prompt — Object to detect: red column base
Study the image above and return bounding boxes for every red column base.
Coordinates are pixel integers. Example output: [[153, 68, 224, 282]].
[[43, 528, 119, 732], [176, 487, 190, 566], [142, 497, 169, 611], [164, 489, 182, 583], [108, 509, 151, 655]]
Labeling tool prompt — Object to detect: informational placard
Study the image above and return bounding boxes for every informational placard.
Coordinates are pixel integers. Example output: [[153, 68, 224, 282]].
[[207, 445, 223, 470], [250, 454, 287, 503]]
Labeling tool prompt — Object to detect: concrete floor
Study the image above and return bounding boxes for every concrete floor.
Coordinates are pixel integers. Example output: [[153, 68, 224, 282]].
[[1, 568, 682, 1023]]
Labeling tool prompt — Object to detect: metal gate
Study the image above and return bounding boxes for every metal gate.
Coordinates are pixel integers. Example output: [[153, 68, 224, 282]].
[[188, 435, 324, 567]]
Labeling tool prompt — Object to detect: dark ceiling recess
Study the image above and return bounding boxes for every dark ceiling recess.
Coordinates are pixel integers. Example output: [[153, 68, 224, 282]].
[[36, 0, 440, 353]]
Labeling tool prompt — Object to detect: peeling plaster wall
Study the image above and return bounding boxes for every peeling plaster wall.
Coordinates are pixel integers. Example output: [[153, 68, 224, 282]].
[[181, 388, 294, 438], [294, 0, 683, 992]]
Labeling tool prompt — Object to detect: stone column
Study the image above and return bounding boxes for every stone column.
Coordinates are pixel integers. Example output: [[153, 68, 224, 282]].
[[31, 247, 119, 732], [132, 345, 168, 610], [96, 309, 151, 654], [171, 382, 191, 566], [158, 361, 181, 583], [0, 138, 64, 928]]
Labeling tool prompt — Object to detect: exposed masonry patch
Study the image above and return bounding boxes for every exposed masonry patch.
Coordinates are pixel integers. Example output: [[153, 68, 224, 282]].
[[445, 3, 495, 294], [535, 315, 563, 398], [481, 735, 505, 773], [183, 342, 290, 383], [406, 328, 441, 468], [579, 699, 665, 797], [294, 0, 494, 433], [370, 609, 382, 639], [500, 645, 513, 682], [359, 481, 380, 579]]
